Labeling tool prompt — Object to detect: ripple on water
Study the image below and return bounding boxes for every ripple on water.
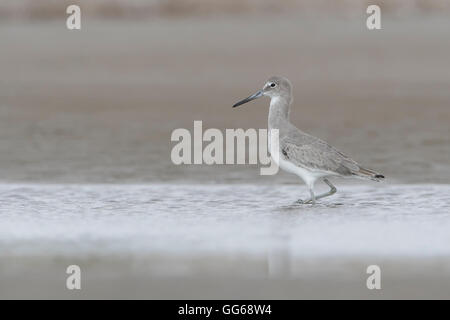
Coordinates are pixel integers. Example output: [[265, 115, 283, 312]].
[[0, 183, 449, 258]]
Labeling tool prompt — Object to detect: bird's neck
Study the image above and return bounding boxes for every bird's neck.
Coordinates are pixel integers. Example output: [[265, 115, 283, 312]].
[[268, 96, 291, 129]]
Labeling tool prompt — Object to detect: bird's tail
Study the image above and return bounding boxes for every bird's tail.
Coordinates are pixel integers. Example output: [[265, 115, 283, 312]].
[[353, 167, 385, 182]]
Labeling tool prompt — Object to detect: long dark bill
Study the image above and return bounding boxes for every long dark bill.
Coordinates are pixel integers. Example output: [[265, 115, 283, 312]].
[[232, 90, 263, 108]]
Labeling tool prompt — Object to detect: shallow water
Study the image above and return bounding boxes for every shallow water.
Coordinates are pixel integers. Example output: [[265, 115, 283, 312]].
[[1, 183, 449, 259]]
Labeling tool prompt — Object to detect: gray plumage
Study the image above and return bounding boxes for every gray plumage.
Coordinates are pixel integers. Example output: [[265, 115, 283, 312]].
[[233, 76, 384, 204], [280, 126, 383, 180]]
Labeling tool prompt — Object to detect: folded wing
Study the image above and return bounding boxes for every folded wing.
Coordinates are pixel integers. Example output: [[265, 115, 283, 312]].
[[280, 130, 383, 181]]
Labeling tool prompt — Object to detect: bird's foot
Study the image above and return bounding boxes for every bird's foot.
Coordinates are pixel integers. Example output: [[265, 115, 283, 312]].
[[295, 199, 315, 205]]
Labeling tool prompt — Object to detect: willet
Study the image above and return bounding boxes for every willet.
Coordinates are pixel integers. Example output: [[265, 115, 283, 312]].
[[233, 76, 384, 204]]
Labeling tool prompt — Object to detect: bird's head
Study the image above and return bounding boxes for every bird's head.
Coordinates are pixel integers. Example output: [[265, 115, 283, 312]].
[[232, 76, 292, 108]]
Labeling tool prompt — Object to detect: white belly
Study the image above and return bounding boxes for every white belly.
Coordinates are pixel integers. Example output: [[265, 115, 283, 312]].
[[278, 157, 328, 187]]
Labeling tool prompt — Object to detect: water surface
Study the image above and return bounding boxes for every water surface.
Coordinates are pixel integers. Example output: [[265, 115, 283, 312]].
[[1, 183, 449, 260]]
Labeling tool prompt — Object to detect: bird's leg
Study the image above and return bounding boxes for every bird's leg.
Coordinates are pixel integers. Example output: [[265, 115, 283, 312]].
[[308, 188, 316, 204], [296, 185, 316, 204], [296, 179, 336, 204], [314, 179, 337, 201]]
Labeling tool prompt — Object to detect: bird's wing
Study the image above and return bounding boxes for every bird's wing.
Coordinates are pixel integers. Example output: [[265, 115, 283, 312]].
[[280, 131, 360, 176]]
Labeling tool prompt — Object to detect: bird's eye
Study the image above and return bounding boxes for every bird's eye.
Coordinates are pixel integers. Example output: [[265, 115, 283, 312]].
[[270, 83, 276, 88]]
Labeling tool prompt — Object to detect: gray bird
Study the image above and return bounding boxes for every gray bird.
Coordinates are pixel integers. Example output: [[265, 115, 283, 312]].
[[233, 76, 384, 204]]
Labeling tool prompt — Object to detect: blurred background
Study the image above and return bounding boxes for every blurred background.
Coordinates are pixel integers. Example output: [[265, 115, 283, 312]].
[[0, 0, 449, 184]]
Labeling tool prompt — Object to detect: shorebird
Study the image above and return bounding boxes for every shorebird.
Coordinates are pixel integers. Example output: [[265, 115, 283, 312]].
[[233, 76, 384, 204]]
